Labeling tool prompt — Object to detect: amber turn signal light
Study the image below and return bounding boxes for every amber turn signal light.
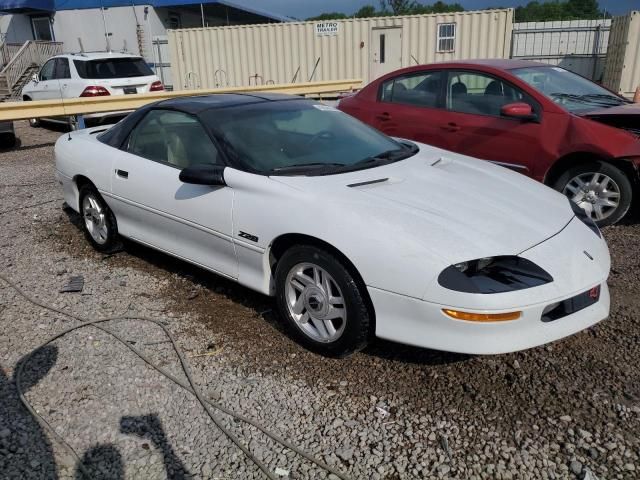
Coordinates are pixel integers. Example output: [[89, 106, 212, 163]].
[[442, 309, 521, 322]]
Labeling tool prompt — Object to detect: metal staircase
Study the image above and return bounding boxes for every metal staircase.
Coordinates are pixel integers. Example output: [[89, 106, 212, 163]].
[[0, 40, 63, 101]]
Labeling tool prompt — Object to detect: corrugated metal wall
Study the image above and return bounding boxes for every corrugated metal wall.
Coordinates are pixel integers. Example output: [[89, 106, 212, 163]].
[[511, 19, 610, 80], [168, 9, 513, 91], [603, 11, 640, 98]]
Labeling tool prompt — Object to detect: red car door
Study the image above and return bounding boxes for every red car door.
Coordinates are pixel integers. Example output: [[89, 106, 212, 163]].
[[436, 69, 551, 179], [366, 70, 456, 151]]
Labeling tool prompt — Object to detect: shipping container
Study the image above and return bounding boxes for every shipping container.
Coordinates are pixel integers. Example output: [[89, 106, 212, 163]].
[[603, 11, 640, 98], [167, 9, 514, 90]]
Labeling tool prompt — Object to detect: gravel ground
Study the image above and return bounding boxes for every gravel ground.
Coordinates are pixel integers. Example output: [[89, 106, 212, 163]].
[[1, 120, 639, 480]]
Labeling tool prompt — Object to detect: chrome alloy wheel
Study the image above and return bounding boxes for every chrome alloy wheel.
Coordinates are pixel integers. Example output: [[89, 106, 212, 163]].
[[285, 263, 347, 343], [82, 194, 109, 245], [563, 172, 621, 222]]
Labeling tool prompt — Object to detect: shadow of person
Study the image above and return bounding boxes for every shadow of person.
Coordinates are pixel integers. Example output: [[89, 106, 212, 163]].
[[74, 444, 124, 480], [0, 345, 59, 479], [120, 414, 190, 480]]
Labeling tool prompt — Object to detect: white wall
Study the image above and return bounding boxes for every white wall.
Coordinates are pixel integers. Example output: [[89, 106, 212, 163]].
[[0, 13, 34, 44], [52, 5, 154, 57]]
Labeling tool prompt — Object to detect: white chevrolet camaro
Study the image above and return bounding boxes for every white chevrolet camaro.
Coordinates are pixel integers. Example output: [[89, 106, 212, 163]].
[[55, 93, 610, 357]]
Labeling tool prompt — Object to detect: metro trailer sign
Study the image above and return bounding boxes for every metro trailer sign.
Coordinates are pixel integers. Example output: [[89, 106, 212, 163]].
[[315, 22, 339, 36]]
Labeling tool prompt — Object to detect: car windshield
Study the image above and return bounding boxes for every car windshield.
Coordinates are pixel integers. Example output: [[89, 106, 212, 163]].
[[74, 58, 154, 79], [511, 66, 630, 113], [202, 100, 416, 175]]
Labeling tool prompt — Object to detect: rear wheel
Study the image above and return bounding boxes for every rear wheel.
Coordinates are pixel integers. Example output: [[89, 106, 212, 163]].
[[78, 184, 119, 252], [275, 245, 372, 357], [24, 98, 40, 127], [553, 161, 632, 227]]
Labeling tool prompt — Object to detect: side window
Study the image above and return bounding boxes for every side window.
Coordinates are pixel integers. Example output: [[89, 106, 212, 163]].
[[128, 110, 220, 169], [446, 71, 531, 117], [39, 59, 55, 81], [437, 23, 456, 53], [54, 58, 70, 79], [379, 71, 443, 109]]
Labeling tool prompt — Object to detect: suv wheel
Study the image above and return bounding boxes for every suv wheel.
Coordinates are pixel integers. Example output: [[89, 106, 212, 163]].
[[553, 161, 632, 227]]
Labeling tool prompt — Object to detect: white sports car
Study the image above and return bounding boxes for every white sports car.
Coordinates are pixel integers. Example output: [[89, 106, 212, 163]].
[[54, 93, 610, 357]]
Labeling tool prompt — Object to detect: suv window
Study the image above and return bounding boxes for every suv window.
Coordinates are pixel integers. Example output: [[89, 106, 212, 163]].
[[380, 71, 443, 108], [39, 59, 55, 81], [54, 58, 70, 79], [128, 110, 220, 169], [445, 71, 532, 117], [73, 57, 153, 79]]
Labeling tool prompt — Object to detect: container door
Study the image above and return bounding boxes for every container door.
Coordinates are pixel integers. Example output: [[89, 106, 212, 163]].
[[371, 28, 402, 80]]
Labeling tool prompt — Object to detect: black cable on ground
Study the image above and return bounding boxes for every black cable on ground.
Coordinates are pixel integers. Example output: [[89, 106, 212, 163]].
[[0, 198, 63, 216], [1, 272, 352, 480], [0, 181, 57, 188]]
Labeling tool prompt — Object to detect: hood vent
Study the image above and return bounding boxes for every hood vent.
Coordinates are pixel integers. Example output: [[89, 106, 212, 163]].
[[347, 178, 389, 188]]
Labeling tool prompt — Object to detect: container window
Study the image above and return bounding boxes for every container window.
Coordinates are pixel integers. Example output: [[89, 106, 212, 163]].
[[437, 23, 456, 53], [379, 34, 386, 64]]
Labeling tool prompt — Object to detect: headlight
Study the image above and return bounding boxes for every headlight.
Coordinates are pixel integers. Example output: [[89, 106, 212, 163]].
[[438, 256, 553, 294], [569, 200, 601, 237]]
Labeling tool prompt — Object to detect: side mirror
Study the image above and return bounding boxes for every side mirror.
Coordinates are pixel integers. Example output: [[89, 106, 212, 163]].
[[31, 73, 39, 83], [500, 102, 537, 121], [179, 164, 226, 186]]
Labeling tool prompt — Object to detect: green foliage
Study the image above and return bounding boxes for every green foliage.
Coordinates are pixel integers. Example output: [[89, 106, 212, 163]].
[[515, 0, 607, 22], [306, 0, 608, 22], [306, 12, 349, 21], [305, 1, 465, 21]]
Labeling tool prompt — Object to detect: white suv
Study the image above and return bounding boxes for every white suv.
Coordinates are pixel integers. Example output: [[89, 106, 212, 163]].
[[22, 52, 163, 127]]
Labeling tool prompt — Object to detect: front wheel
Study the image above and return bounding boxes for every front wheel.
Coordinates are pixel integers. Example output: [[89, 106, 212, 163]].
[[553, 161, 632, 227], [275, 245, 372, 357]]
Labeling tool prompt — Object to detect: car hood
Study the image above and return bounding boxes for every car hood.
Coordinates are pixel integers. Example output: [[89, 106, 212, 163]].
[[271, 145, 574, 263], [581, 102, 640, 117], [581, 103, 640, 137]]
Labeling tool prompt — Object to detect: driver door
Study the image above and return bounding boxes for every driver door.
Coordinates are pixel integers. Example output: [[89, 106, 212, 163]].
[[438, 70, 548, 177], [29, 58, 58, 100], [109, 109, 237, 278]]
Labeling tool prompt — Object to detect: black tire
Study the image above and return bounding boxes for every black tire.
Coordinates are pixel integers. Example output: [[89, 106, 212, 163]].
[[0, 133, 16, 149], [78, 184, 119, 252], [23, 98, 40, 128], [552, 161, 633, 227], [275, 245, 372, 357]]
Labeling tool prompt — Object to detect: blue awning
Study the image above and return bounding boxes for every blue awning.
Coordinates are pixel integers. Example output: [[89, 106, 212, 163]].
[[0, 0, 54, 12], [0, 0, 290, 22]]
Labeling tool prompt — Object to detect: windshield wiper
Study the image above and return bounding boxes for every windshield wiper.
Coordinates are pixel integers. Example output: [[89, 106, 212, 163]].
[[270, 162, 346, 173], [355, 144, 418, 166], [550, 92, 590, 103], [551, 92, 627, 106], [580, 93, 630, 104]]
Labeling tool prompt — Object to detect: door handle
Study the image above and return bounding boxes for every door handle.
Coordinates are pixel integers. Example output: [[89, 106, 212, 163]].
[[376, 112, 391, 121], [116, 169, 129, 179], [440, 122, 461, 132]]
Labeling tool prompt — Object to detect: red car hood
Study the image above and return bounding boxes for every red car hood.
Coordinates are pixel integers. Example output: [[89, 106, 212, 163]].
[[581, 102, 640, 117], [580, 103, 640, 139]]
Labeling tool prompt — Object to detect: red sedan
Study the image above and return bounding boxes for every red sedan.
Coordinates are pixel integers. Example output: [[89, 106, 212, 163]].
[[338, 60, 640, 226]]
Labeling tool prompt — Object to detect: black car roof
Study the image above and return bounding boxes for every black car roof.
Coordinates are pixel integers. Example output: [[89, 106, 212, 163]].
[[156, 92, 302, 114], [97, 92, 304, 149]]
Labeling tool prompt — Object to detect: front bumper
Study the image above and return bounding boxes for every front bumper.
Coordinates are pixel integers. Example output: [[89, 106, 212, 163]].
[[371, 217, 610, 354], [370, 282, 609, 354]]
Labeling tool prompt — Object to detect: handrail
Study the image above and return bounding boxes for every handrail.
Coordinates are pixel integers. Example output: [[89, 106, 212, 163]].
[[0, 41, 64, 94], [0, 79, 363, 121], [0, 42, 23, 67]]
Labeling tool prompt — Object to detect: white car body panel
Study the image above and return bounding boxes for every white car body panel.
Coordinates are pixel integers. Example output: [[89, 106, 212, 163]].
[[55, 125, 610, 355]]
